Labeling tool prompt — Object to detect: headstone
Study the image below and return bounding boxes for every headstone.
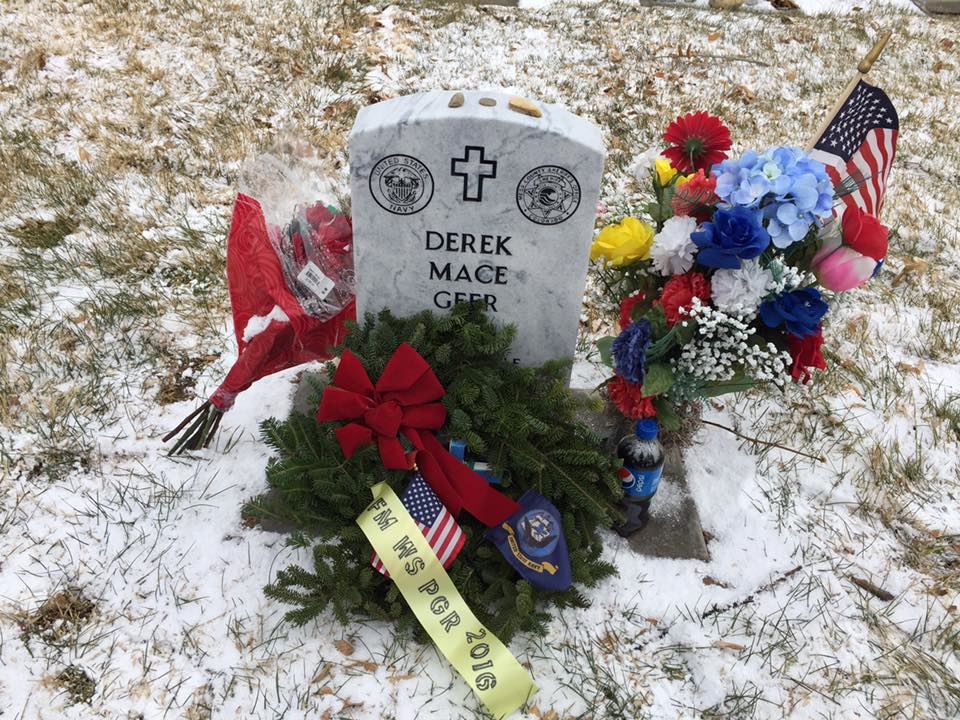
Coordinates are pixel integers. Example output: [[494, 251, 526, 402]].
[[348, 90, 605, 367], [912, 0, 960, 13]]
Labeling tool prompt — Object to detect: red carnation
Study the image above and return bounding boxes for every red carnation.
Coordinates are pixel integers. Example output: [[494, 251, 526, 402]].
[[787, 325, 827, 385], [662, 111, 732, 174], [672, 169, 719, 223], [608, 375, 656, 420], [657, 272, 711, 326], [618, 293, 647, 330]]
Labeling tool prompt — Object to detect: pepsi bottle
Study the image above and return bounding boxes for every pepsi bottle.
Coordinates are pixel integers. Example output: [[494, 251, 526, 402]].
[[614, 419, 664, 537]]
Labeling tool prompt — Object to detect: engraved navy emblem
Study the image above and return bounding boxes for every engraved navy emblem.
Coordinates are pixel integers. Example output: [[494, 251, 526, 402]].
[[369, 154, 434, 215], [516, 165, 581, 225]]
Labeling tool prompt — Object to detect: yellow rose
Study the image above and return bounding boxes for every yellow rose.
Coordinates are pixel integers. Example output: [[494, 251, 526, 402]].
[[590, 217, 655, 266], [675, 172, 695, 186], [655, 158, 679, 186]]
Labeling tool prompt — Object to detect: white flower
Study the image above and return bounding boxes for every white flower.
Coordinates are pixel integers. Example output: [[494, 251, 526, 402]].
[[650, 216, 698, 276], [672, 301, 791, 387], [628, 146, 662, 182], [710, 260, 774, 314]]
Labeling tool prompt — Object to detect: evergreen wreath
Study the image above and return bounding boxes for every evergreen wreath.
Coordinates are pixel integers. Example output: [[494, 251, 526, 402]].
[[246, 303, 623, 641]]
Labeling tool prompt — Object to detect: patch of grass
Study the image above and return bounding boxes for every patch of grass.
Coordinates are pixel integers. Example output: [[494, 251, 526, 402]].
[[9, 214, 80, 250], [19, 588, 96, 643], [925, 393, 960, 444], [53, 665, 96, 705], [155, 352, 220, 405], [914, 306, 960, 363], [905, 530, 960, 599], [700, 681, 772, 719], [858, 436, 932, 517]]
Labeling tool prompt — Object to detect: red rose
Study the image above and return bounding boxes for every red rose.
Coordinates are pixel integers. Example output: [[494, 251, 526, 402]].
[[305, 203, 333, 227], [608, 375, 656, 420], [657, 272, 711, 326], [618, 293, 647, 330], [305, 203, 353, 255], [841, 207, 888, 262], [787, 325, 827, 384]]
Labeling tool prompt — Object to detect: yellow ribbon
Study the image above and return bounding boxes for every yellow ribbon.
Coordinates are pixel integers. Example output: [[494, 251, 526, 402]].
[[357, 482, 537, 718]]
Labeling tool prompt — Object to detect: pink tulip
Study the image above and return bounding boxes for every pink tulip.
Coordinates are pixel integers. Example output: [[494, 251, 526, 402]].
[[812, 235, 879, 292], [812, 208, 889, 293]]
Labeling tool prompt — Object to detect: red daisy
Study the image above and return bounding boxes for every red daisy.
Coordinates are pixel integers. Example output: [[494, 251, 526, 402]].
[[662, 112, 732, 174]]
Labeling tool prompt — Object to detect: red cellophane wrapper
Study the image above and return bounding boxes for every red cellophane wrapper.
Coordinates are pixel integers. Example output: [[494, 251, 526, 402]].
[[164, 152, 356, 454]]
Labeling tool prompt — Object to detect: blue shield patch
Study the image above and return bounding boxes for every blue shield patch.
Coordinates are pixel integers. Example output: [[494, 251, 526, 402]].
[[486, 491, 572, 592]]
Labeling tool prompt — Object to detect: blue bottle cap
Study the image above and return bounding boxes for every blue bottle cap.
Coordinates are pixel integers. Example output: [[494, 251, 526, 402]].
[[635, 419, 658, 441]]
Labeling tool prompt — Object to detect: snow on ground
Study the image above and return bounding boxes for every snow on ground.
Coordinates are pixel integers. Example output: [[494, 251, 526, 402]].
[[1, 0, 959, 718]]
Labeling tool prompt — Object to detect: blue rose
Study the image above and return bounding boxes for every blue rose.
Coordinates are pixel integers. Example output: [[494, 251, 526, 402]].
[[759, 287, 829, 338], [691, 206, 770, 269], [612, 319, 652, 385]]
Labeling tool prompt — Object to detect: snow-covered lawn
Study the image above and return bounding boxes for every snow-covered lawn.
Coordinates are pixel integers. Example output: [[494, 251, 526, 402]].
[[1, 1, 959, 717]]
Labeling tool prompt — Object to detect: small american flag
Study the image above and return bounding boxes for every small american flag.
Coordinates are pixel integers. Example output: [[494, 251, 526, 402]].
[[809, 80, 898, 218], [371, 473, 465, 576]]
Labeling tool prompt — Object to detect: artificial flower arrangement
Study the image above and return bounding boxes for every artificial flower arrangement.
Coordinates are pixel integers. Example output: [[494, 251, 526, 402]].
[[592, 112, 890, 430]]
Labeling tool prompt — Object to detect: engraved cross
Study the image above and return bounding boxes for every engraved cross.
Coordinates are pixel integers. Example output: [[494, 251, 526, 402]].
[[451, 146, 497, 203]]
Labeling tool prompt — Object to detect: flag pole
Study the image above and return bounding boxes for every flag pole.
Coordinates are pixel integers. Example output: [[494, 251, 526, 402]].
[[805, 31, 892, 150]]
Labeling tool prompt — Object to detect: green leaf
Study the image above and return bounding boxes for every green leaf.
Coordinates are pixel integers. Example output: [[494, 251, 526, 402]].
[[673, 318, 698, 345], [700, 376, 756, 398], [652, 396, 681, 432], [644, 305, 668, 339], [641, 363, 674, 396], [596, 335, 616, 368], [660, 184, 677, 215]]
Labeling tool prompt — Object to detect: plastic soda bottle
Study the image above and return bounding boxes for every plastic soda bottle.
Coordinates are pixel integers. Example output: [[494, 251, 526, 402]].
[[614, 419, 664, 537]]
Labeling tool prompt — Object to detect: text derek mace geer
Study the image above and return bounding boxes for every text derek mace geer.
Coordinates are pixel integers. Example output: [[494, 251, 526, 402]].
[[424, 230, 513, 313]]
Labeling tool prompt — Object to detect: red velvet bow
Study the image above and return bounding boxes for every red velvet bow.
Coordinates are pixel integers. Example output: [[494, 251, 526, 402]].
[[316, 343, 519, 527]]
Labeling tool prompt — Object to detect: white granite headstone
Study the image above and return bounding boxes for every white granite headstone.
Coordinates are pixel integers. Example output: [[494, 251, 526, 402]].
[[348, 90, 605, 366]]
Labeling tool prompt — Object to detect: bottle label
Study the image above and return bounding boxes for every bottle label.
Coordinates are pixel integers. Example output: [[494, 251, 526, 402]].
[[617, 464, 663, 498]]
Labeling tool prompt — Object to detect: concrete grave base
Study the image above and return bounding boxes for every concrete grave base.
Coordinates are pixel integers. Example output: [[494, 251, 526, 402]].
[[570, 389, 709, 562], [628, 445, 709, 562]]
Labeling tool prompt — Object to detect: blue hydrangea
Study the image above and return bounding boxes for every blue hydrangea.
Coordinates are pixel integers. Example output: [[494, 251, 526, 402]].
[[612, 319, 652, 386], [712, 147, 834, 248]]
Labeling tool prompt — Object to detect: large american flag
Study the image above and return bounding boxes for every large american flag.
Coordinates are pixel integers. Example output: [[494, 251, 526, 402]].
[[371, 473, 465, 576], [809, 80, 899, 218]]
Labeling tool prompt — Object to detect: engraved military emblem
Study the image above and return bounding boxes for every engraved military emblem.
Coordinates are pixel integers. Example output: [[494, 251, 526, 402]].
[[369, 154, 434, 215], [516, 165, 581, 225]]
